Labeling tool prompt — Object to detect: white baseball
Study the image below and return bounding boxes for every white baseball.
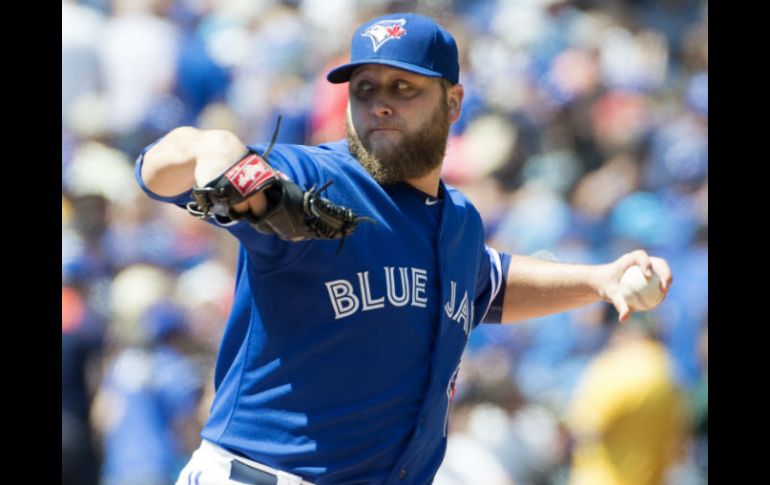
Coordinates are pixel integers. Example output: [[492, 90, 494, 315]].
[[620, 265, 665, 311]]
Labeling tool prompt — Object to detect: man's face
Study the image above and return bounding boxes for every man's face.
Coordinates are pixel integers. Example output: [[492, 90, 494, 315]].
[[346, 65, 461, 185]]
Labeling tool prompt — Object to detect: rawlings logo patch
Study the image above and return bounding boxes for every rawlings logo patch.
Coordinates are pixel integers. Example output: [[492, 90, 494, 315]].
[[225, 154, 276, 196], [362, 19, 407, 52]]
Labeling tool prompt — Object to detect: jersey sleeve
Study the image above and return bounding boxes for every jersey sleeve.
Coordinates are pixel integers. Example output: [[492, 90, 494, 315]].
[[473, 246, 512, 327]]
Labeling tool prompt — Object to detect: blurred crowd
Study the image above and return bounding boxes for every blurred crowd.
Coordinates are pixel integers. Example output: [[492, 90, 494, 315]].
[[62, 0, 707, 484]]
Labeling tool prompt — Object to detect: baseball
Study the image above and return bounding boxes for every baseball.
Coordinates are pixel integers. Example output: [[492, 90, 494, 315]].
[[620, 265, 664, 311]]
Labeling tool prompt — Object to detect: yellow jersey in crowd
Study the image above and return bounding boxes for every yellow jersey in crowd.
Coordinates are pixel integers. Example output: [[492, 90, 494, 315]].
[[566, 337, 687, 485]]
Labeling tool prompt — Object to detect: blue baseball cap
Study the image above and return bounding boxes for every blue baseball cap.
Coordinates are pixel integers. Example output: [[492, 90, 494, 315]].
[[327, 13, 460, 85]]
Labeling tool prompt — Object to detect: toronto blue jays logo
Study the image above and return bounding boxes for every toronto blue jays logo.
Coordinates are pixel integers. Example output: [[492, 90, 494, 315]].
[[362, 19, 407, 52]]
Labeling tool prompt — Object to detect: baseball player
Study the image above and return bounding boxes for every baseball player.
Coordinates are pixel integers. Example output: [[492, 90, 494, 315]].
[[136, 13, 673, 485]]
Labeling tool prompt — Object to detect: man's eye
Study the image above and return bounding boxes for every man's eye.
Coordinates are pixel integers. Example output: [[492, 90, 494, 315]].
[[355, 82, 374, 96], [393, 81, 417, 97]]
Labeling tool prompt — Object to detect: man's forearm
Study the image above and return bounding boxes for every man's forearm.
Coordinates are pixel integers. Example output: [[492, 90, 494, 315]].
[[141, 126, 201, 196], [142, 127, 248, 196], [500, 255, 606, 323], [141, 127, 267, 215]]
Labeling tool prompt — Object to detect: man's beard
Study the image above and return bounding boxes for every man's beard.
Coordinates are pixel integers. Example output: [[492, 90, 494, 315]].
[[346, 99, 450, 186]]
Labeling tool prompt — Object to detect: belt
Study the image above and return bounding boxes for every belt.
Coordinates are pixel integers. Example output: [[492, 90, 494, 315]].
[[194, 440, 317, 485], [228, 458, 317, 485], [230, 459, 279, 485]]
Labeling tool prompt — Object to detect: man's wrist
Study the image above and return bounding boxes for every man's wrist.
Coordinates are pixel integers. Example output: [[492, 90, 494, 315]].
[[194, 130, 250, 186], [589, 263, 614, 303]]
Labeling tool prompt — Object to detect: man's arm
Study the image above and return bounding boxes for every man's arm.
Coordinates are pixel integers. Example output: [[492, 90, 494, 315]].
[[500, 250, 673, 324], [140, 126, 369, 241], [141, 127, 267, 216]]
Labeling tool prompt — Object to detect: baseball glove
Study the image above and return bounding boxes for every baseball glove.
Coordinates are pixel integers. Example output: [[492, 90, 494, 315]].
[[186, 117, 372, 246]]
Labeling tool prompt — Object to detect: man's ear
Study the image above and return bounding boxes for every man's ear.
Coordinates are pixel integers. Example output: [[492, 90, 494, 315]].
[[447, 83, 464, 124]]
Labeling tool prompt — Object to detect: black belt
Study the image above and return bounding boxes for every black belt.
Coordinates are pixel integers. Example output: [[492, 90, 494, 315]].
[[229, 459, 279, 485]]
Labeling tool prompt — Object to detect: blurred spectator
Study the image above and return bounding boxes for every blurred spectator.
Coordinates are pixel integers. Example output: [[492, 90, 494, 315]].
[[174, 23, 232, 125], [689, 320, 707, 476], [109, 264, 175, 340], [310, 57, 353, 144], [642, 93, 707, 192], [436, 351, 573, 485], [637, 0, 704, 66], [590, 90, 651, 158], [63, 193, 113, 285], [98, 0, 180, 135], [653, 232, 707, 388], [434, 355, 521, 485], [570, 152, 640, 221], [512, 310, 608, 412], [173, 260, 236, 352], [63, 139, 139, 213], [667, 317, 707, 485], [443, 114, 519, 186], [62, 286, 105, 485], [491, 184, 572, 255], [92, 301, 206, 485], [565, 312, 688, 485], [62, 0, 105, 125], [434, 410, 517, 485], [102, 195, 218, 271]]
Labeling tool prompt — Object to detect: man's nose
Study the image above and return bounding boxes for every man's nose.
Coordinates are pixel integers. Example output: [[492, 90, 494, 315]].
[[369, 97, 394, 118]]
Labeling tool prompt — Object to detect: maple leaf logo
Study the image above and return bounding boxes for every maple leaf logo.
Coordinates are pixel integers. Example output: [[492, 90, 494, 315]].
[[362, 19, 407, 52]]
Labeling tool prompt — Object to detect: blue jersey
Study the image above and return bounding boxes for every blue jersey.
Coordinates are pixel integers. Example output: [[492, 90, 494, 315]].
[[136, 139, 511, 484]]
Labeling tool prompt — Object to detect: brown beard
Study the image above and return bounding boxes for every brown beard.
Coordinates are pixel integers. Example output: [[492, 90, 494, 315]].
[[346, 93, 450, 186]]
